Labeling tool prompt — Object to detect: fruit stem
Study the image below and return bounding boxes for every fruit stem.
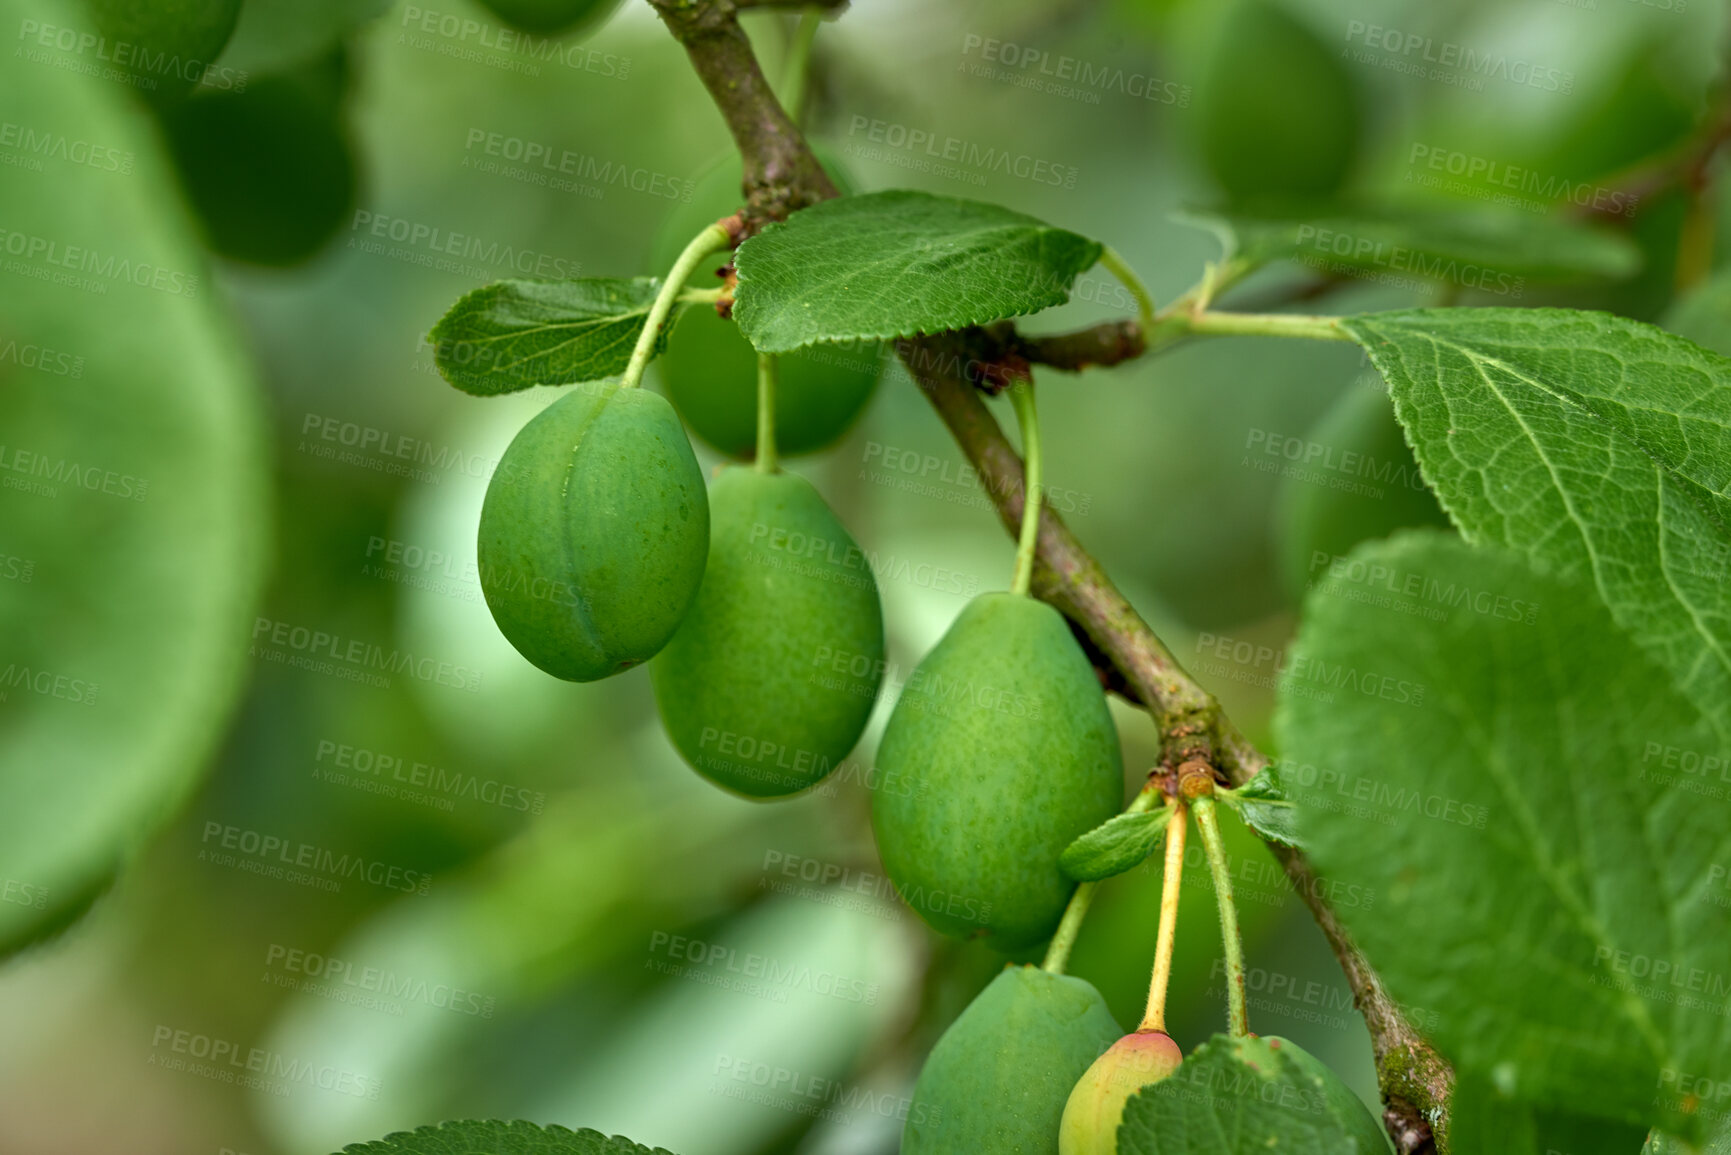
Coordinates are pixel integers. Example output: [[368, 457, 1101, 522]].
[[1040, 881, 1097, 976], [780, 8, 823, 127], [1007, 381, 1042, 597], [1141, 795, 1187, 1032], [1193, 796, 1250, 1038], [755, 353, 779, 473], [621, 221, 733, 390], [1041, 783, 1162, 975], [1099, 246, 1156, 332]]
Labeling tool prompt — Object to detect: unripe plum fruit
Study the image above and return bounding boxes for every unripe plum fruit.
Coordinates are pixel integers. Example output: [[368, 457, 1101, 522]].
[[157, 53, 356, 267], [1192, 0, 1362, 206], [81, 0, 242, 103], [652, 466, 884, 797], [475, 0, 620, 37], [1058, 1030, 1184, 1154], [1274, 383, 1449, 599], [871, 593, 1124, 949], [651, 152, 879, 459], [657, 307, 880, 459], [478, 382, 708, 681], [904, 965, 1123, 1154]]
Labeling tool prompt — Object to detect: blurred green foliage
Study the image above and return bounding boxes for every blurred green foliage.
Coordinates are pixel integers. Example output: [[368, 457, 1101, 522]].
[[1190, 0, 1363, 206], [1, 0, 1724, 1151], [159, 49, 359, 265]]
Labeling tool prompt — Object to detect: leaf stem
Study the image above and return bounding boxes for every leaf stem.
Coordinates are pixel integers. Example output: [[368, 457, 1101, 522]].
[[1042, 783, 1164, 975], [1007, 381, 1041, 597], [1155, 255, 1255, 319], [621, 222, 733, 389], [1099, 245, 1156, 331], [1141, 795, 1187, 1032], [1138, 307, 1349, 356], [1193, 795, 1249, 1038], [1183, 310, 1348, 342], [755, 353, 779, 473]]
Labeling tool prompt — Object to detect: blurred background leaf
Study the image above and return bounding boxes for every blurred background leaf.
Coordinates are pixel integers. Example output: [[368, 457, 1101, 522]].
[[1, 0, 1724, 1151], [0, 0, 269, 955], [218, 0, 391, 76]]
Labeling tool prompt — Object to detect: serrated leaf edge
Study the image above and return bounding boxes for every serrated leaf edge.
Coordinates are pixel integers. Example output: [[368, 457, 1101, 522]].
[[336, 1118, 678, 1155], [731, 190, 1103, 354], [428, 277, 669, 396], [1058, 807, 1172, 881]]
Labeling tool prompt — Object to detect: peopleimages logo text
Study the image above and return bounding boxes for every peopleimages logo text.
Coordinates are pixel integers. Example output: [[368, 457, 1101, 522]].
[[1343, 21, 1573, 93], [16, 18, 247, 92], [349, 211, 580, 279], [845, 116, 1078, 188]]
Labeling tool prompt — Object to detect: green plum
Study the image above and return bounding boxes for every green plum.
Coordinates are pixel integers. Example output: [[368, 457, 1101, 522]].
[[1059, 1030, 1183, 1154], [81, 0, 241, 102], [872, 593, 1124, 949], [652, 466, 884, 797], [476, 0, 620, 37], [1267, 1036, 1393, 1152], [157, 51, 355, 266], [650, 151, 880, 459], [1274, 383, 1450, 599], [478, 382, 708, 682], [657, 307, 880, 458], [904, 965, 1123, 1155], [1192, 0, 1362, 206]]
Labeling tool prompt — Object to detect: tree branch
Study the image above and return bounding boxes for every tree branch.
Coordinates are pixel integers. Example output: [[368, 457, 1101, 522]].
[[896, 321, 1151, 389], [645, 0, 837, 228], [644, 2, 1453, 1148], [1578, 97, 1731, 224], [999, 319, 1148, 374]]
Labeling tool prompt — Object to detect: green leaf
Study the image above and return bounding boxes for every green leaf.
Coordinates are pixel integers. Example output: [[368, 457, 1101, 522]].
[[1059, 806, 1172, 882], [1449, 1076, 1541, 1154], [1663, 268, 1731, 357], [220, 0, 392, 76], [1280, 533, 1731, 1135], [1451, 1076, 1650, 1155], [1341, 307, 1731, 743], [733, 190, 1103, 353], [0, 0, 268, 953], [429, 278, 668, 396], [337, 1120, 676, 1155], [1221, 765, 1304, 849], [1191, 208, 1641, 286], [1116, 1034, 1391, 1154]]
